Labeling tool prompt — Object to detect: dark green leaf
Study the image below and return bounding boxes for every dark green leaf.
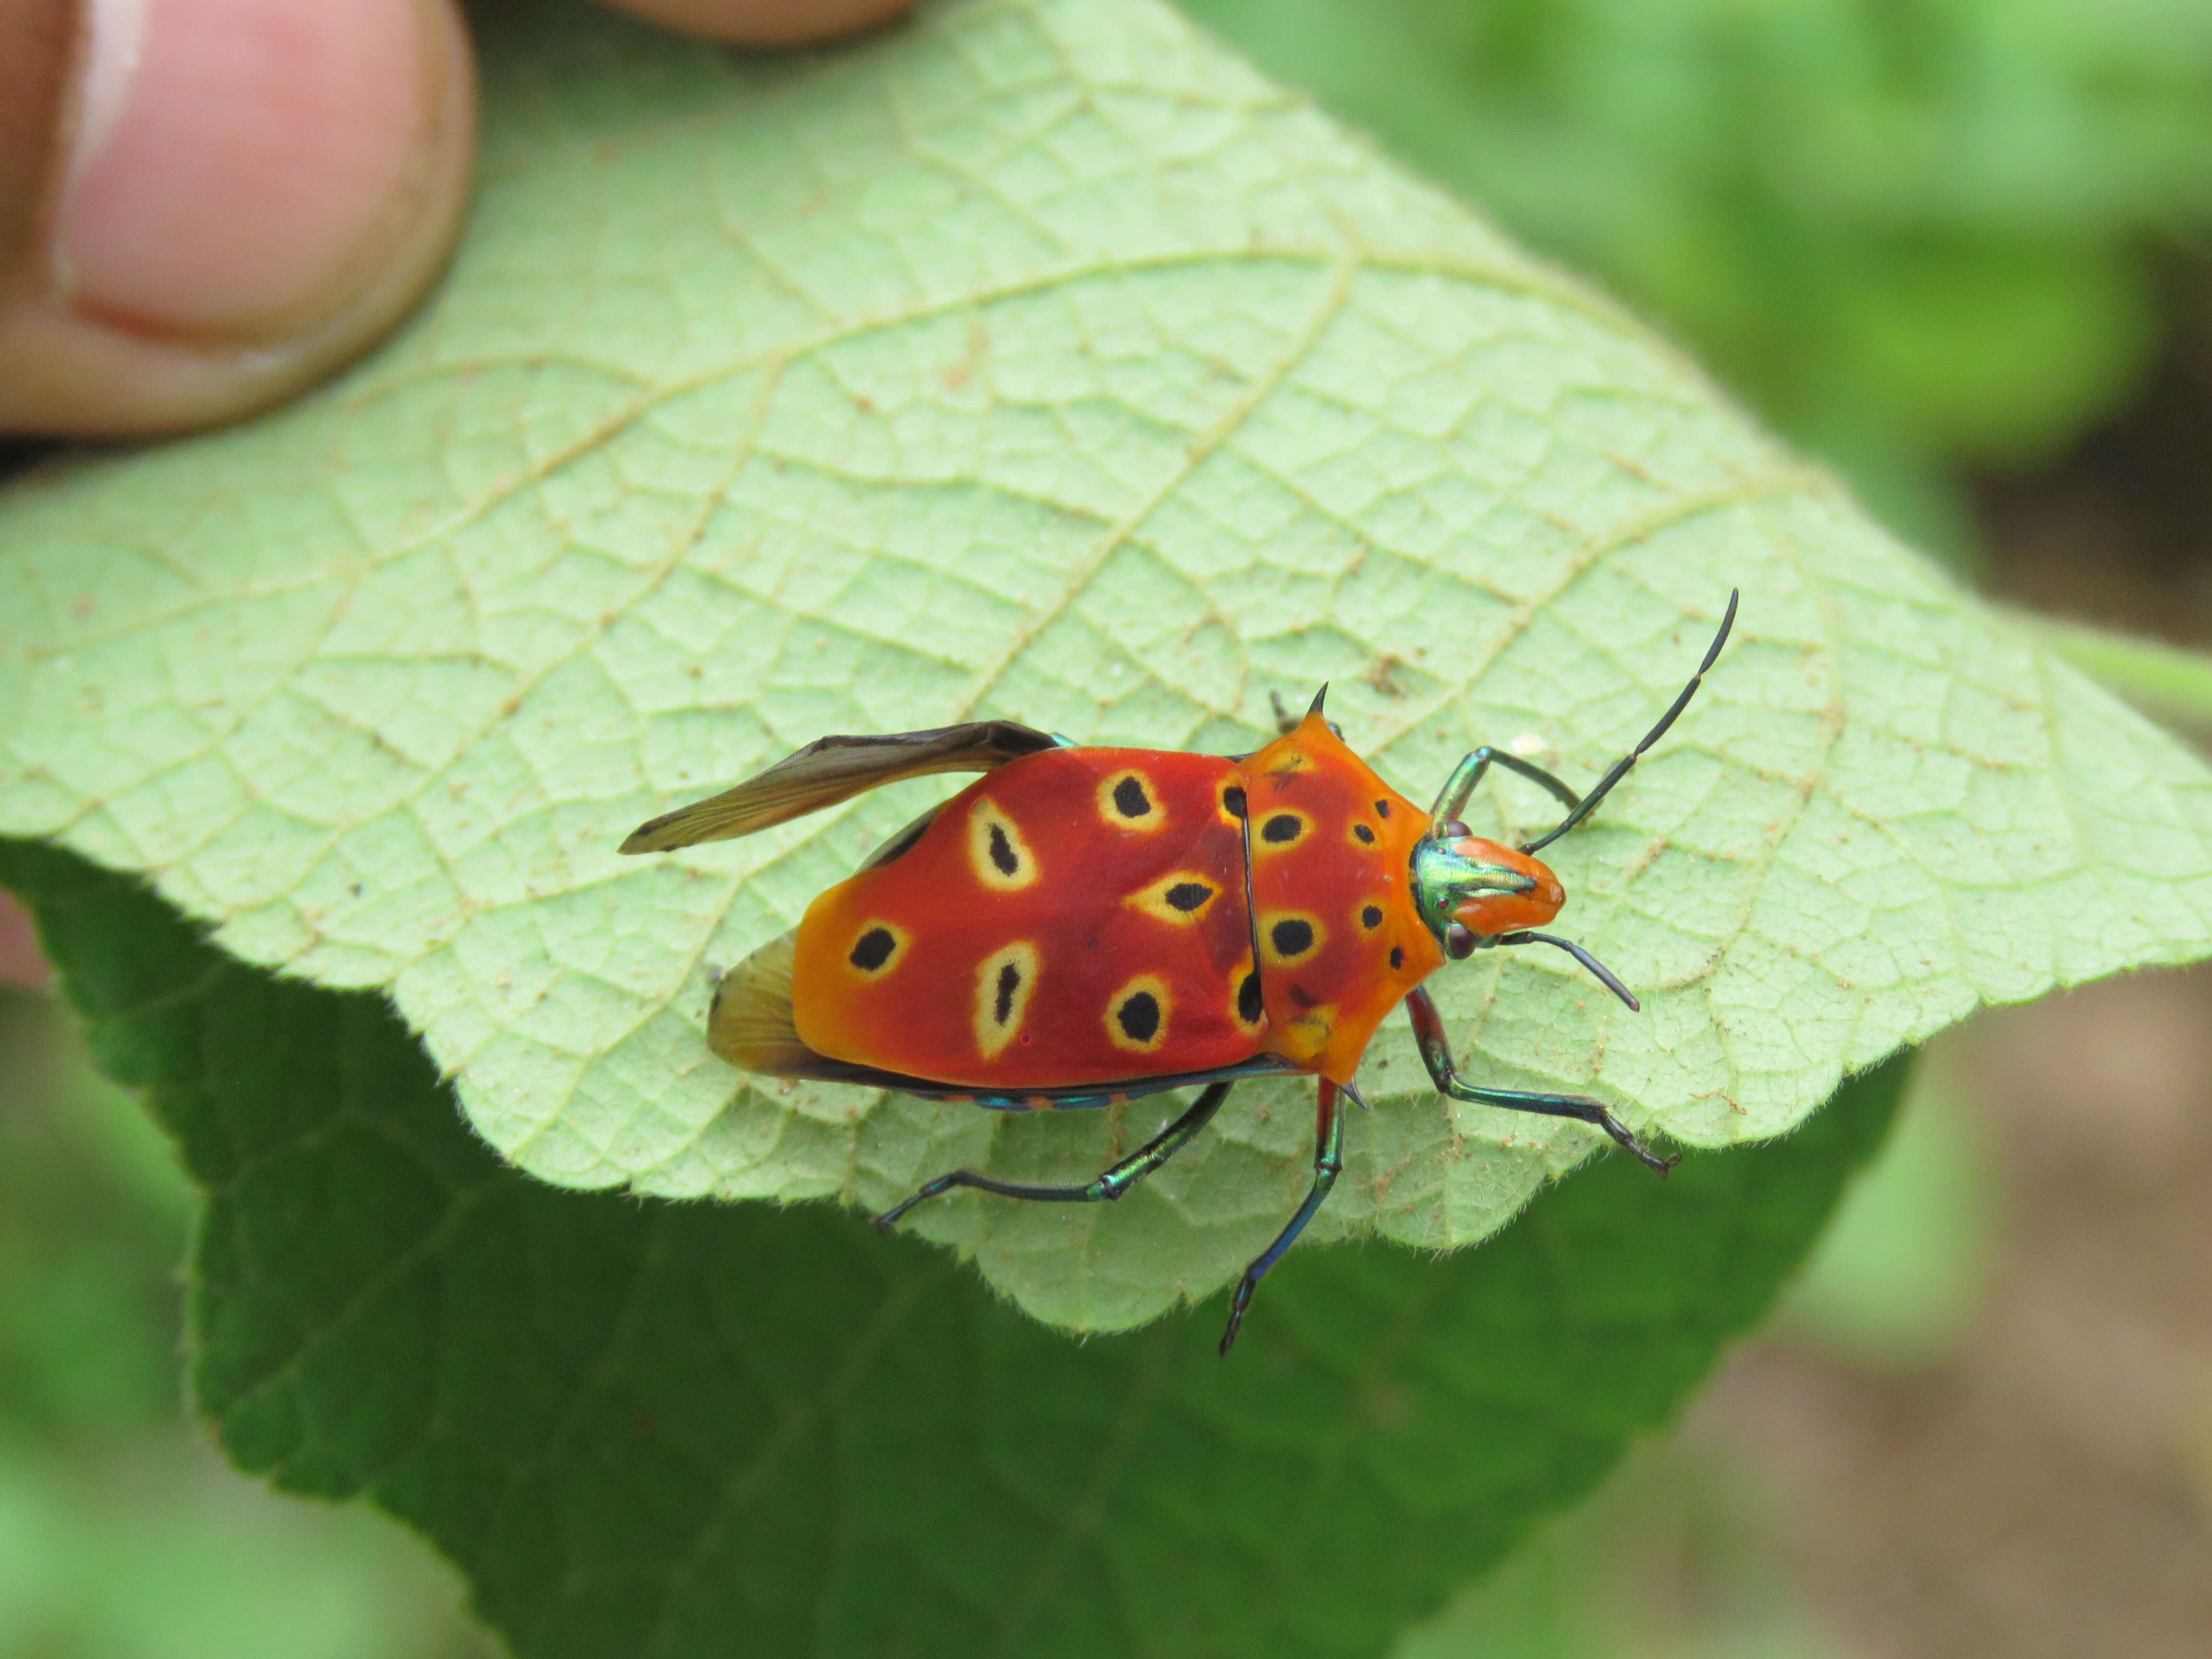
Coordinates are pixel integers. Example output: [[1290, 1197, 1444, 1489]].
[[2, 838, 1902, 1657]]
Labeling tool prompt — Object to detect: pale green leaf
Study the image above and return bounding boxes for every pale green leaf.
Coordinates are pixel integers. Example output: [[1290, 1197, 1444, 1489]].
[[4, 0, 2211, 1333]]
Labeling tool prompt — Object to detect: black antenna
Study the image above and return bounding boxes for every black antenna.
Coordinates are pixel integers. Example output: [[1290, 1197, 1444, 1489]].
[[1495, 930, 1640, 1011], [1519, 590, 1737, 857]]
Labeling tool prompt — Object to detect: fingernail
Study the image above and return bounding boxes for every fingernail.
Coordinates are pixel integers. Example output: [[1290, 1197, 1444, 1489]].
[[55, 0, 433, 339]]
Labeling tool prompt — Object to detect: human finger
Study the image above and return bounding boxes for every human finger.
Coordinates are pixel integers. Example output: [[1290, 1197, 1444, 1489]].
[[595, 0, 915, 48], [0, 0, 474, 437]]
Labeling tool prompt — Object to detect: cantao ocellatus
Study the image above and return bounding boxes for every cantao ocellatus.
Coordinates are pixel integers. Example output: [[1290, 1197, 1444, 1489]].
[[623, 593, 1737, 1352]]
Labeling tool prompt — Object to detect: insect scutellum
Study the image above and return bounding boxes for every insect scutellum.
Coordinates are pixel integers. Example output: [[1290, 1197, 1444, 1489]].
[[1409, 590, 1740, 1012]]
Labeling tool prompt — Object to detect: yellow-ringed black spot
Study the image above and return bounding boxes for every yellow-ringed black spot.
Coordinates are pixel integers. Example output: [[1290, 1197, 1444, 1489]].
[[1127, 870, 1221, 926], [1105, 974, 1172, 1054], [1235, 968, 1265, 1031], [848, 924, 904, 975], [1359, 903, 1384, 931], [1097, 769, 1164, 831], [1219, 783, 1248, 823], [1262, 911, 1324, 966], [971, 941, 1039, 1058], [966, 798, 1039, 891], [1350, 821, 1377, 846], [1254, 808, 1310, 854], [1374, 799, 1391, 818]]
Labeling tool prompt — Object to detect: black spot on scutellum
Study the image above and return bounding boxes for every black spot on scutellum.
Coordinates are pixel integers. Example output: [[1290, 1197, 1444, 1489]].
[[1221, 785, 1247, 819], [850, 927, 898, 973], [1237, 970, 1263, 1025], [1270, 918, 1314, 957], [1165, 881, 1213, 912], [973, 942, 1038, 1056], [1375, 799, 1391, 818], [1116, 991, 1161, 1042], [1360, 904, 1383, 930], [1351, 822, 1376, 845], [1113, 775, 1152, 818], [1261, 813, 1303, 844], [968, 801, 1037, 891], [1389, 945, 1406, 970]]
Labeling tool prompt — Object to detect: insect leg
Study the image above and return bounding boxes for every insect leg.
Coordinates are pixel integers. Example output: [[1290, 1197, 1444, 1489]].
[[1219, 1079, 1346, 1356], [1404, 985, 1677, 1175], [1427, 747, 1582, 831], [872, 1081, 1232, 1232]]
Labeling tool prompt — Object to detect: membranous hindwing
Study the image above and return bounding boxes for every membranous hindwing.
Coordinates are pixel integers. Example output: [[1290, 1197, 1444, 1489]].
[[789, 748, 1261, 1088], [1240, 713, 1445, 1082]]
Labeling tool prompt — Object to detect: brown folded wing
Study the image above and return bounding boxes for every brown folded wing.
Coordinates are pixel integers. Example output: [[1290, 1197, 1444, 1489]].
[[619, 720, 1060, 853]]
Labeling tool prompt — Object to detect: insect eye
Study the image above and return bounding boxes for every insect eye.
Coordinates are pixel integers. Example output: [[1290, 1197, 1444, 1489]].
[[1444, 922, 1478, 960]]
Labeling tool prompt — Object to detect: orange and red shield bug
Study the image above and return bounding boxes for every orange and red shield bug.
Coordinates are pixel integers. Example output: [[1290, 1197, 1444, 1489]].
[[622, 593, 1736, 1352]]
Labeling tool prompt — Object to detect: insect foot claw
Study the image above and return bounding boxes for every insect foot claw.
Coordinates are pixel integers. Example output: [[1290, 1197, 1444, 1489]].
[[1593, 1107, 1675, 1176], [872, 1194, 926, 1232], [1219, 1280, 1257, 1356]]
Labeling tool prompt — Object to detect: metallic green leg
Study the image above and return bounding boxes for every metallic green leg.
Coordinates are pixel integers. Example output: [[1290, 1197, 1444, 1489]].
[[1428, 746, 1583, 830], [1404, 986, 1676, 1175], [873, 1081, 1233, 1232], [1219, 1079, 1345, 1356]]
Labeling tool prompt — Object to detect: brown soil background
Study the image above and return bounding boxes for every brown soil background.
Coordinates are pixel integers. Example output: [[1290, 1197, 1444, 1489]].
[[1686, 277, 2212, 1659]]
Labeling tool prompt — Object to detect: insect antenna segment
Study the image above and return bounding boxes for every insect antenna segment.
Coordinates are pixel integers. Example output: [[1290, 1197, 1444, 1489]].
[[1518, 589, 1737, 857]]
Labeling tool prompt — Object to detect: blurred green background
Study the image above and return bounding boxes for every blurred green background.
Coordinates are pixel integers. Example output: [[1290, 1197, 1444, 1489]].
[[5, 0, 2210, 1652], [0, 988, 494, 1658], [1186, 0, 2212, 563]]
